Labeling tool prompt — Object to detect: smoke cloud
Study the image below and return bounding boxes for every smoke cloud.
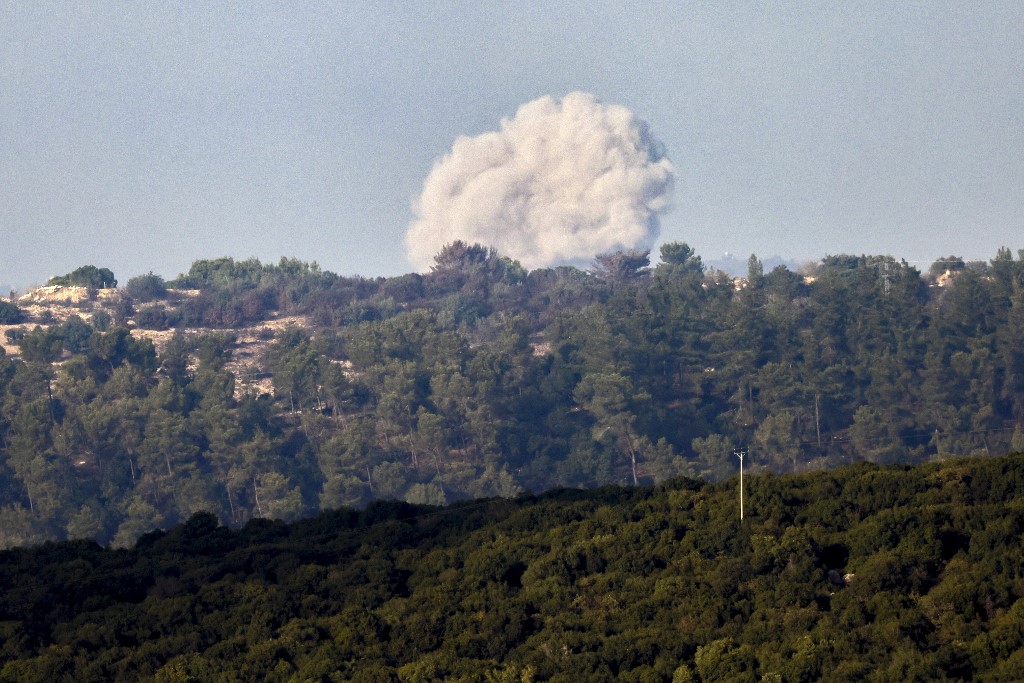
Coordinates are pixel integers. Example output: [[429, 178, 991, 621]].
[[406, 92, 673, 271]]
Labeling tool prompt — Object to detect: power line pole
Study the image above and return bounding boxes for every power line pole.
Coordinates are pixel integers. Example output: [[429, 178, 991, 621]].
[[734, 448, 746, 521]]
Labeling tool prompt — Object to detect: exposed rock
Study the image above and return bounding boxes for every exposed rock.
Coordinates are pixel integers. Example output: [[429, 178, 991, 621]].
[[5, 287, 307, 399]]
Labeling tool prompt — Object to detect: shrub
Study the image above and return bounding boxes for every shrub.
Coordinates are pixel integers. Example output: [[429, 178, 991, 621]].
[[0, 300, 25, 324], [134, 304, 176, 331], [48, 265, 117, 289], [125, 273, 168, 303]]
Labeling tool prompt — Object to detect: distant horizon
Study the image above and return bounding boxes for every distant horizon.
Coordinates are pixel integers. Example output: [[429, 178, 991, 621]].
[[5, 242, 1021, 296], [3, 5, 1022, 298]]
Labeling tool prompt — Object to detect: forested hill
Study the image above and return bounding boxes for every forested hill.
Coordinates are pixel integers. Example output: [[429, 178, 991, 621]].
[[2, 453, 1024, 681], [1, 244, 1024, 548]]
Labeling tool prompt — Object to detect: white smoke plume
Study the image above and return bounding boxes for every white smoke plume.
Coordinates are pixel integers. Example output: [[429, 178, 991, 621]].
[[406, 92, 673, 271]]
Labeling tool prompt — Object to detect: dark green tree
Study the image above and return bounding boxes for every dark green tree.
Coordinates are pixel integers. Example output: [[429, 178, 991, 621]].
[[47, 265, 117, 288]]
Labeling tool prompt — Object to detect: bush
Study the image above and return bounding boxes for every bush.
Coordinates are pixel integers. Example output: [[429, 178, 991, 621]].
[[0, 300, 25, 324], [134, 304, 177, 331], [125, 273, 168, 303], [112, 296, 136, 325], [60, 315, 94, 354], [91, 311, 112, 331], [48, 265, 117, 289]]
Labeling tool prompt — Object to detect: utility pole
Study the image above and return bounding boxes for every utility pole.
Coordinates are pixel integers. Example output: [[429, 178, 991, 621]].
[[734, 448, 746, 521]]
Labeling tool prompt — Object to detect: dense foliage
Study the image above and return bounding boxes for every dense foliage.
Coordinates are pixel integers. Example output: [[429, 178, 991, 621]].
[[1, 453, 1024, 681], [0, 302, 25, 325], [1, 245, 1024, 548], [47, 265, 117, 290]]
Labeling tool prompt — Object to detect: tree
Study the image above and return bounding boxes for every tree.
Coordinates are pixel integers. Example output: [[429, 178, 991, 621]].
[[16, 327, 64, 364], [88, 327, 157, 379], [414, 408, 451, 474], [850, 405, 903, 464], [159, 330, 192, 385], [134, 304, 173, 330], [264, 329, 323, 413], [77, 396, 146, 489], [573, 372, 650, 485], [226, 428, 283, 521], [658, 242, 704, 274], [137, 408, 199, 514], [66, 502, 107, 540], [754, 409, 801, 471], [111, 495, 164, 547], [423, 241, 526, 316], [430, 241, 497, 273], [691, 434, 736, 482], [0, 505, 50, 548], [998, 288, 1024, 422], [59, 315, 94, 354], [747, 254, 764, 283], [592, 249, 651, 283], [48, 265, 117, 289], [124, 272, 168, 302], [90, 310, 112, 331], [404, 482, 447, 506], [695, 638, 759, 682], [256, 472, 304, 520], [0, 300, 25, 324]]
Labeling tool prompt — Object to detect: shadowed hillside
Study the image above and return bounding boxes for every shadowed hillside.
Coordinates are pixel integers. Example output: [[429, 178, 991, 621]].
[[2, 453, 1024, 680]]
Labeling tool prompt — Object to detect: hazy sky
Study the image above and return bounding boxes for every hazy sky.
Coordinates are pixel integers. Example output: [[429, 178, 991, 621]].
[[2, 2, 1022, 290]]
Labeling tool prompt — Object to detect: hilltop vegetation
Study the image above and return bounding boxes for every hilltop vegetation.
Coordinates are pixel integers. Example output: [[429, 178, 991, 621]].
[[1, 453, 1024, 681], [1, 243, 1024, 547]]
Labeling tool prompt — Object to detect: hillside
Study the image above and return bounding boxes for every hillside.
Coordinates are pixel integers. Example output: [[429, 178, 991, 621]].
[[1, 453, 1023, 681], [1, 283, 299, 399], [1, 245, 1023, 549]]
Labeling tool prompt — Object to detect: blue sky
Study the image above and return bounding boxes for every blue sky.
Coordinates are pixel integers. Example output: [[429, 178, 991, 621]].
[[2, 2, 1022, 290]]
